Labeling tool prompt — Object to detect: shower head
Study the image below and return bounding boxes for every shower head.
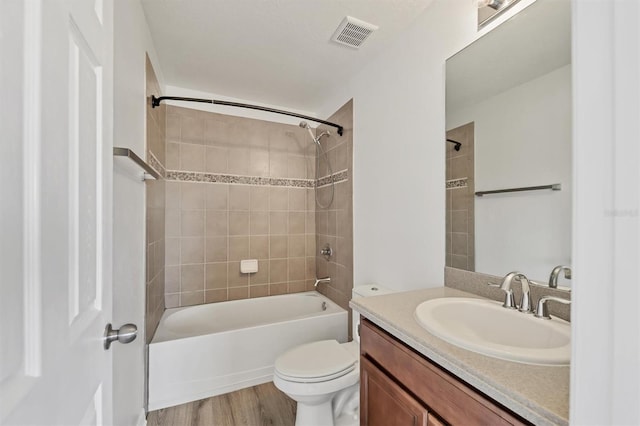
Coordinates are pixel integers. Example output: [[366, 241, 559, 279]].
[[299, 121, 320, 146]]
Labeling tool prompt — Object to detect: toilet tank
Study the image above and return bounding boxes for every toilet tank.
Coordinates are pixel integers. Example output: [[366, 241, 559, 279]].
[[351, 284, 395, 342]]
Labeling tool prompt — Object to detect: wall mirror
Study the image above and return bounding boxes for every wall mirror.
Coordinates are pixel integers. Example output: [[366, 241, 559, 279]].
[[445, 0, 572, 285]]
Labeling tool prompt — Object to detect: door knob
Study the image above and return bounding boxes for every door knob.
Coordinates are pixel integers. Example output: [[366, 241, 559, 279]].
[[104, 323, 138, 350]]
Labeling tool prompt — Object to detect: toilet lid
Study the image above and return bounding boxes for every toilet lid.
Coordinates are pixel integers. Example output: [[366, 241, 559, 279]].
[[274, 340, 357, 382]]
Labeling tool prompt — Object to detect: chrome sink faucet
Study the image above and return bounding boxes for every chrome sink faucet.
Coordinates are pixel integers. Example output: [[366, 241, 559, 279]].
[[548, 265, 572, 288], [490, 271, 533, 313]]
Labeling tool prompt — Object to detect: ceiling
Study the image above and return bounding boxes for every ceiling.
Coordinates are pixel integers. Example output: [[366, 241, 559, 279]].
[[141, 0, 433, 113]]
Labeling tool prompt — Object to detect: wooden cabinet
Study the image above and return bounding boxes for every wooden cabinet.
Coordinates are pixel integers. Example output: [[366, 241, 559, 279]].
[[360, 319, 530, 426]]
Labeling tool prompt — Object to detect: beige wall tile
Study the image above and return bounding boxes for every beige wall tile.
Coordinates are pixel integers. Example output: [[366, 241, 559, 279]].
[[181, 264, 204, 292], [269, 187, 288, 210], [165, 181, 180, 207], [288, 258, 306, 281], [288, 212, 305, 234], [289, 188, 306, 211], [205, 211, 228, 236], [451, 233, 468, 256], [269, 152, 287, 178], [250, 212, 269, 235], [287, 155, 306, 179], [205, 237, 228, 262], [229, 287, 248, 301], [205, 289, 228, 303], [228, 147, 249, 175], [165, 294, 180, 309], [180, 291, 204, 307], [205, 146, 229, 173], [206, 184, 229, 210], [270, 212, 288, 234], [288, 235, 305, 258], [180, 143, 205, 172], [289, 281, 306, 293], [249, 260, 269, 285], [306, 212, 316, 234], [306, 257, 316, 279], [165, 209, 180, 238], [327, 210, 337, 236], [181, 115, 204, 144], [205, 263, 227, 289], [228, 236, 249, 261], [227, 262, 248, 286], [270, 282, 288, 295], [249, 285, 269, 298], [306, 234, 316, 257], [165, 265, 180, 293], [204, 116, 231, 145], [269, 259, 287, 282], [270, 236, 288, 259], [249, 150, 269, 176], [181, 210, 204, 237], [229, 185, 250, 211], [165, 238, 180, 266], [166, 114, 180, 141], [181, 237, 204, 264], [181, 182, 205, 210], [166, 142, 180, 170], [250, 187, 269, 211], [229, 211, 250, 236], [250, 236, 269, 259]]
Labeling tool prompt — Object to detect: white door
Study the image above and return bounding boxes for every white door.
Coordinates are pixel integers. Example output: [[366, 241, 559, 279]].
[[0, 0, 116, 424]]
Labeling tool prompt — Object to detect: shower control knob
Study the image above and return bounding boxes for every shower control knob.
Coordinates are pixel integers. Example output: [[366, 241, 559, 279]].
[[103, 323, 138, 350]]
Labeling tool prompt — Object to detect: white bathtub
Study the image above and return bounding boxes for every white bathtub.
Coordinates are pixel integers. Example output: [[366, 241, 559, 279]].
[[148, 291, 347, 410]]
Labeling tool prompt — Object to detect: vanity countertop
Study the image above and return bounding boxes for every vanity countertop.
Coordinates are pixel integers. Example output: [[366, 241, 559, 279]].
[[350, 287, 569, 426]]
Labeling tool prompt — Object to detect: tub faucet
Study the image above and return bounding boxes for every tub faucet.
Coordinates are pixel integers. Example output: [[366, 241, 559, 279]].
[[314, 277, 331, 288], [548, 265, 572, 288], [490, 271, 532, 313]]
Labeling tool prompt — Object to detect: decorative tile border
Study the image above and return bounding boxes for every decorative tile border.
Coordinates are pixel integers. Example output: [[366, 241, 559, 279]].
[[317, 169, 349, 188], [165, 169, 349, 189], [147, 150, 166, 178], [446, 178, 468, 190]]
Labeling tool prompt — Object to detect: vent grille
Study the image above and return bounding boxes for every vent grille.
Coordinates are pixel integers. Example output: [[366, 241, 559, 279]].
[[331, 16, 378, 49]]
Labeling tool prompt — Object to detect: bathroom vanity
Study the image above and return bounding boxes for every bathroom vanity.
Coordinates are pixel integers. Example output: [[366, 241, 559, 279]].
[[351, 287, 569, 426]]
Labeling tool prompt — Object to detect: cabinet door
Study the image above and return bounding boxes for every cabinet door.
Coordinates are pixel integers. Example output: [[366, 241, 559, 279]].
[[361, 357, 429, 426]]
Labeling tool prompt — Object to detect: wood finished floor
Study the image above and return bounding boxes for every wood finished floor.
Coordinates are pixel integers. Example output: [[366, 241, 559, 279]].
[[147, 382, 296, 426]]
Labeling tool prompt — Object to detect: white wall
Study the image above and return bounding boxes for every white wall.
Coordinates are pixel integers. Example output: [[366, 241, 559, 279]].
[[449, 65, 572, 282], [113, 1, 163, 424], [317, 0, 535, 291]]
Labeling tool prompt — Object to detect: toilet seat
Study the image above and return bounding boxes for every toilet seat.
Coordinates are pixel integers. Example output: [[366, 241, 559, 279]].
[[274, 340, 357, 383]]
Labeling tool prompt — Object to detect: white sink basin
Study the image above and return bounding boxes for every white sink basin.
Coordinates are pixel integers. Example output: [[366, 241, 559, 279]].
[[414, 297, 570, 366]]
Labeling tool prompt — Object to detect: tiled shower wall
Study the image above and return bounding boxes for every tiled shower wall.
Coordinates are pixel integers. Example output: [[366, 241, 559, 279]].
[[163, 106, 319, 307], [445, 122, 474, 271], [314, 101, 354, 332], [145, 56, 166, 342]]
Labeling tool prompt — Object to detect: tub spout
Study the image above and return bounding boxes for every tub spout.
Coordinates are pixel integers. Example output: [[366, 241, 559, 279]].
[[314, 277, 331, 287]]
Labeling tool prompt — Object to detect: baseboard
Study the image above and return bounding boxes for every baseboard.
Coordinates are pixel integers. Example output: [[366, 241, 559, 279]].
[[136, 408, 146, 426]]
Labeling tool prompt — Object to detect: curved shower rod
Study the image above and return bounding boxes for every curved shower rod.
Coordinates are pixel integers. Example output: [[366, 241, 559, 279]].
[[151, 95, 344, 136]]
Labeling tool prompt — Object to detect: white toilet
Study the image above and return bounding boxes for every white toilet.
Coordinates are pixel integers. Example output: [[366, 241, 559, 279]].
[[273, 284, 395, 426]]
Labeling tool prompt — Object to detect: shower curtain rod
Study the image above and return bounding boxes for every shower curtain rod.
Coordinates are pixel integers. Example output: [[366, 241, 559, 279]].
[[446, 138, 462, 151], [151, 95, 344, 136]]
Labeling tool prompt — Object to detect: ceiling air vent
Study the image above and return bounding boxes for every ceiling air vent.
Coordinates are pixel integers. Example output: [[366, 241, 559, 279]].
[[331, 16, 379, 49]]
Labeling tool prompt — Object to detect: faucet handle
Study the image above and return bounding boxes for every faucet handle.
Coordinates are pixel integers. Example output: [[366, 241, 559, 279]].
[[487, 282, 517, 309], [534, 296, 571, 319]]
